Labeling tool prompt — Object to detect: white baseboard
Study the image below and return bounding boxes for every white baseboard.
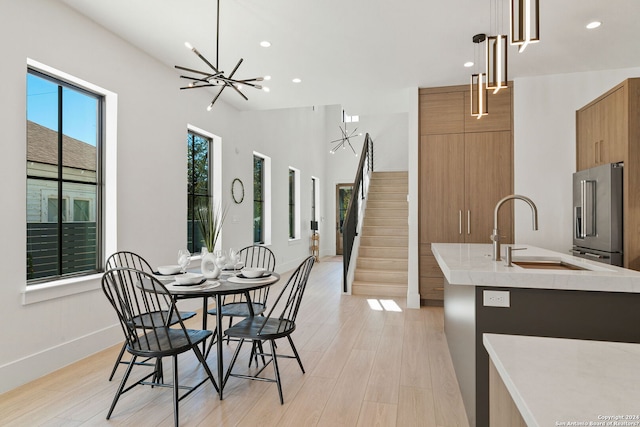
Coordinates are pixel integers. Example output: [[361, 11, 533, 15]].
[[0, 324, 121, 394]]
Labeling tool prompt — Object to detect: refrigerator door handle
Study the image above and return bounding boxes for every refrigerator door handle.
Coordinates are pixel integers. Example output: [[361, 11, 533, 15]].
[[580, 179, 596, 238]]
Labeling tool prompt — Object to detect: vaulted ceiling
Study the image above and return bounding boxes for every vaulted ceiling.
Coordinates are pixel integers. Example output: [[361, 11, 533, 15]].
[[61, 0, 640, 115]]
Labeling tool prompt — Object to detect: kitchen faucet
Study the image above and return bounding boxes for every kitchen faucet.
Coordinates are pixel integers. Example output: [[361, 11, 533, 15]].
[[491, 194, 539, 261]]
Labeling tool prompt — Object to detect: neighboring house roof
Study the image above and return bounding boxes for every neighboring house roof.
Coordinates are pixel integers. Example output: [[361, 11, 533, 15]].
[[27, 121, 97, 171]]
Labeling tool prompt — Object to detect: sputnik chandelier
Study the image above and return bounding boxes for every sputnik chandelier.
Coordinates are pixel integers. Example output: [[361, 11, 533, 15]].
[[329, 112, 362, 156], [175, 0, 264, 111]]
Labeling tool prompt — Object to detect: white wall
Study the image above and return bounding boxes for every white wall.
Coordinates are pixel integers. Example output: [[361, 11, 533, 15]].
[[513, 67, 640, 251], [232, 106, 330, 271], [0, 0, 339, 393]]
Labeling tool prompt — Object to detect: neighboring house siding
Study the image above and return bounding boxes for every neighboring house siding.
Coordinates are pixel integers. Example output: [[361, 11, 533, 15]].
[[26, 121, 97, 224]]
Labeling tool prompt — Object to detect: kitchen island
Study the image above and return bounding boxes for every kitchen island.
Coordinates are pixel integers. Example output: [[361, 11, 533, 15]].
[[483, 333, 640, 427], [432, 243, 640, 427]]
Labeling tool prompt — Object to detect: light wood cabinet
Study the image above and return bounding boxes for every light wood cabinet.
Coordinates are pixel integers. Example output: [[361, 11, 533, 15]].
[[576, 78, 640, 270], [418, 85, 514, 303], [577, 87, 626, 170]]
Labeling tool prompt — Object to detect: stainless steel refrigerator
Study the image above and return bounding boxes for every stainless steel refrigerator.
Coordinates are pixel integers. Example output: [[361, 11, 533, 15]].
[[572, 162, 623, 266]]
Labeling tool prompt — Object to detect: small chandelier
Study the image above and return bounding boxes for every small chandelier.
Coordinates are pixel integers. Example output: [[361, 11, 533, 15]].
[[175, 0, 265, 110], [329, 112, 361, 156], [470, 34, 488, 119], [510, 0, 540, 53]]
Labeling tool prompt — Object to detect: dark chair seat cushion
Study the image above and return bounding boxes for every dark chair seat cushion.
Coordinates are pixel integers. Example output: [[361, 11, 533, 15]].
[[128, 328, 212, 357], [225, 317, 295, 340], [208, 302, 266, 318], [131, 310, 196, 329]]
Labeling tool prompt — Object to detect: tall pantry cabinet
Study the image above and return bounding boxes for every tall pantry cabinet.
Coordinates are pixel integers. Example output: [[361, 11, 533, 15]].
[[576, 78, 640, 270], [418, 84, 514, 304]]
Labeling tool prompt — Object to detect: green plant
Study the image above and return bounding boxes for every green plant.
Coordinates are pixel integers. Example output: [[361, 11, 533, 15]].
[[196, 201, 228, 253]]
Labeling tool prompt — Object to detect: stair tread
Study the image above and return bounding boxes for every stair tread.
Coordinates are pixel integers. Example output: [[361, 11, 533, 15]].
[[352, 281, 407, 287]]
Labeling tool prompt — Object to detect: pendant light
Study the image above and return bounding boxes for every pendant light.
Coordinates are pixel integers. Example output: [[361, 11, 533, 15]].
[[486, 0, 507, 94], [329, 110, 362, 156], [175, 0, 265, 110], [470, 34, 488, 119], [510, 0, 539, 53]]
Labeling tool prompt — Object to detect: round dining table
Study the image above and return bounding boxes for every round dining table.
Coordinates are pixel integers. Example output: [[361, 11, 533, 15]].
[[156, 270, 280, 400]]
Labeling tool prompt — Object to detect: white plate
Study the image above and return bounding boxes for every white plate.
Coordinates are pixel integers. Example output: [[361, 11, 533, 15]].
[[157, 265, 181, 275], [174, 273, 204, 285]]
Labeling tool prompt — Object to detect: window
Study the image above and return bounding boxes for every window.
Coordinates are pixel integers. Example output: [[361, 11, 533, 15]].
[[26, 69, 102, 282], [254, 155, 265, 243], [187, 130, 211, 253], [289, 169, 295, 239], [311, 176, 319, 229], [253, 152, 272, 245], [288, 167, 301, 240]]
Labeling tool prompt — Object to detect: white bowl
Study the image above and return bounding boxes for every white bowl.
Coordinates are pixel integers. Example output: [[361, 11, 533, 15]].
[[157, 265, 181, 275], [174, 273, 204, 285], [241, 267, 266, 278]]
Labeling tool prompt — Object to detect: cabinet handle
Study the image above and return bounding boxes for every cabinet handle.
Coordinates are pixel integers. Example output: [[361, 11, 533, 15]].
[[467, 210, 471, 235], [595, 140, 604, 164], [458, 210, 462, 235]]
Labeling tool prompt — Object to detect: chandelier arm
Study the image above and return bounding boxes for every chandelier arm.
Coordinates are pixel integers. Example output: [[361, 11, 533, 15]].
[[180, 84, 218, 90], [209, 85, 227, 107], [226, 82, 249, 101], [178, 75, 221, 84], [190, 47, 221, 74], [348, 141, 357, 155], [227, 58, 244, 78], [175, 65, 217, 77]]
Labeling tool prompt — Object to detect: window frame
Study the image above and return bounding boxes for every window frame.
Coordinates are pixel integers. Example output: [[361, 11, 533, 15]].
[[311, 175, 320, 229], [26, 67, 103, 284], [187, 129, 212, 253], [253, 151, 272, 245], [23, 58, 118, 305], [187, 124, 222, 255], [288, 166, 301, 241]]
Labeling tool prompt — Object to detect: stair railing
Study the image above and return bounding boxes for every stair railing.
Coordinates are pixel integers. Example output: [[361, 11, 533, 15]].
[[342, 133, 374, 292]]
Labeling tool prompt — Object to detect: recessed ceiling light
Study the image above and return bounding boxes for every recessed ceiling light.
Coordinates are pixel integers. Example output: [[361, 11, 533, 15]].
[[292, 78, 302, 83], [586, 21, 601, 29], [464, 61, 474, 68], [263, 75, 271, 81], [260, 40, 271, 47]]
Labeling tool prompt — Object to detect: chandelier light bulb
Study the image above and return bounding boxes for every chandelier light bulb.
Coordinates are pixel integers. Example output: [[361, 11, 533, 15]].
[[263, 87, 270, 92], [184, 42, 193, 50], [586, 21, 601, 29]]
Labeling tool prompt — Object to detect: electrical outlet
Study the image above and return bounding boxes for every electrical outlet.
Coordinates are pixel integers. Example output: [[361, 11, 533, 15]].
[[483, 290, 510, 308]]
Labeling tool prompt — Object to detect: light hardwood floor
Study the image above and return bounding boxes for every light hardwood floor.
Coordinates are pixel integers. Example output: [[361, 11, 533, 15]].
[[0, 258, 469, 427]]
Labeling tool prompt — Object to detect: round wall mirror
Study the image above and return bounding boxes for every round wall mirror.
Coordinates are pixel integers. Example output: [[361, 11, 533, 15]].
[[232, 178, 244, 204]]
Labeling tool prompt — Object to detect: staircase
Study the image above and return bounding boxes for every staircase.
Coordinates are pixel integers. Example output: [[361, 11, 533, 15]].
[[352, 171, 408, 297]]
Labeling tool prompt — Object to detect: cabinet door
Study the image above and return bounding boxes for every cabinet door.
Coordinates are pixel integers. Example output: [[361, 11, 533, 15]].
[[464, 131, 513, 243], [419, 134, 465, 244], [600, 87, 626, 164], [576, 103, 597, 170], [464, 87, 512, 133], [420, 92, 465, 135]]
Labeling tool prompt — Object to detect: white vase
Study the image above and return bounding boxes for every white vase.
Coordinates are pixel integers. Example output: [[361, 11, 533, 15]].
[[201, 252, 221, 279]]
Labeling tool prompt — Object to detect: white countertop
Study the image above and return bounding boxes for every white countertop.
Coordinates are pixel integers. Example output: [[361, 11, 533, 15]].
[[431, 243, 640, 293], [483, 333, 640, 427]]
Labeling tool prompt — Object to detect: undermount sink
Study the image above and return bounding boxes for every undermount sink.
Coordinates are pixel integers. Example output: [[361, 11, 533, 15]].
[[512, 260, 589, 271]]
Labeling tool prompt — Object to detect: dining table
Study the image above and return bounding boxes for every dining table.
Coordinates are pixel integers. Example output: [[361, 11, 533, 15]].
[[154, 270, 280, 400]]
